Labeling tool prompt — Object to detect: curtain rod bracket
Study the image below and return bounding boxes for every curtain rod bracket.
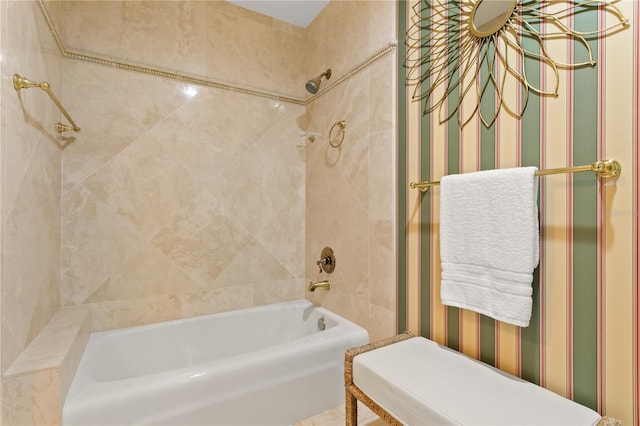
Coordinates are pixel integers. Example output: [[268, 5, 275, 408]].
[[12, 73, 81, 134]]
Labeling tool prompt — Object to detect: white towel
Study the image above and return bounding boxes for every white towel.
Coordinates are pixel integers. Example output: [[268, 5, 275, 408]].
[[439, 167, 539, 327]]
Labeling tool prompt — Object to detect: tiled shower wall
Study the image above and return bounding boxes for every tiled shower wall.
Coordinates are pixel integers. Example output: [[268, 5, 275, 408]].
[[304, 1, 397, 342], [60, 1, 307, 331], [0, 0, 63, 378], [59, 0, 398, 338]]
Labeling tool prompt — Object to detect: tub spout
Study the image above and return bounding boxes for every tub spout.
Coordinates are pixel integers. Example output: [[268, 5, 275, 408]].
[[308, 280, 330, 292]]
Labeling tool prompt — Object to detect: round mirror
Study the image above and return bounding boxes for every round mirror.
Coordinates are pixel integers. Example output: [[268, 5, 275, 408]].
[[469, 0, 516, 38]]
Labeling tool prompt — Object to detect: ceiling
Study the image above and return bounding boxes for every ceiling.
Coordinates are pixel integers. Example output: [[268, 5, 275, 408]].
[[226, 0, 329, 28]]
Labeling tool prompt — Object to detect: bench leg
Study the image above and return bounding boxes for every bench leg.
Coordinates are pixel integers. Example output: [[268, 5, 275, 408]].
[[345, 389, 358, 426]]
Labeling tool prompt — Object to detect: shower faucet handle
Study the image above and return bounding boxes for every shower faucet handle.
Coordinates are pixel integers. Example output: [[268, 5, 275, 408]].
[[316, 257, 331, 272], [316, 247, 336, 274]]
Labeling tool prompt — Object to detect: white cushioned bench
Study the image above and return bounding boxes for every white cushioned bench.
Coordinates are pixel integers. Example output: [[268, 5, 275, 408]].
[[344, 332, 620, 426]]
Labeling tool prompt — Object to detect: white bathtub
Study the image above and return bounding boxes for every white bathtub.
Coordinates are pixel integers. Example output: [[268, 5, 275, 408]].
[[62, 299, 368, 425]]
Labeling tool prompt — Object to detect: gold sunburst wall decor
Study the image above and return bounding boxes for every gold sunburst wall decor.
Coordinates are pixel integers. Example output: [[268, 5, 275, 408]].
[[405, 0, 629, 128]]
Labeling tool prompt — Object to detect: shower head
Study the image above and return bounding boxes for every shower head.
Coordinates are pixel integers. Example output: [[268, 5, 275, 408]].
[[305, 69, 332, 94]]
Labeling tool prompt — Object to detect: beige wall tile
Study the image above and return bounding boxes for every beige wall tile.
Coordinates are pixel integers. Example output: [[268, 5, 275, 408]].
[[82, 123, 199, 239], [253, 279, 305, 306], [62, 67, 306, 327], [2, 370, 61, 426], [62, 1, 307, 97], [1, 0, 64, 384], [85, 246, 202, 303], [60, 60, 192, 192], [151, 190, 254, 285], [369, 220, 395, 312], [305, 1, 397, 340], [89, 294, 181, 332], [3, 139, 61, 369], [4, 306, 90, 405], [178, 285, 254, 319], [367, 304, 396, 343], [61, 34, 307, 325], [61, 185, 146, 305]]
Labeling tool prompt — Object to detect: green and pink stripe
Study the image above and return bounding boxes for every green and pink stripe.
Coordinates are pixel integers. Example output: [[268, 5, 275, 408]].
[[397, 1, 638, 423]]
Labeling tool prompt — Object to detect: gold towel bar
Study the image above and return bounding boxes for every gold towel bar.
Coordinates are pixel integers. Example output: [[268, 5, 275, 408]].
[[12, 74, 80, 133], [410, 159, 621, 192]]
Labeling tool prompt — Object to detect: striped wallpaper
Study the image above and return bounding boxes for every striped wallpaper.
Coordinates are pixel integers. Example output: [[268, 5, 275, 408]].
[[397, 1, 639, 424]]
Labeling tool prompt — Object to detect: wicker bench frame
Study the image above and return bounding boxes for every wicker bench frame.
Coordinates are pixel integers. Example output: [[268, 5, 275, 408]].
[[344, 332, 621, 426]]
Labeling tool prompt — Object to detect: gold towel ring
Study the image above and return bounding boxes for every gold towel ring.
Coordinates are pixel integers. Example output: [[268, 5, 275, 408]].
[[329, 120, 346, 148]]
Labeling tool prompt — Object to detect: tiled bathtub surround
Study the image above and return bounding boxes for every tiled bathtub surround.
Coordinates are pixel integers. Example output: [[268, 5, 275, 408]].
[[0, 0, 64, 395], [60, 1, 307, 331], [60, 1, 308, 99], [58, 0, 397, 338], [61, 61, 306, 331], [1, 0, 398, 423], [304, 1, 397, 342], [2, 307, 90, 426]]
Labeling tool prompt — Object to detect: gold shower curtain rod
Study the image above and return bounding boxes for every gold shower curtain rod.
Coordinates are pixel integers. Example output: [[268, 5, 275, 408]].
[[12, 74, 81, 133], [409, 159, 621, 192]]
